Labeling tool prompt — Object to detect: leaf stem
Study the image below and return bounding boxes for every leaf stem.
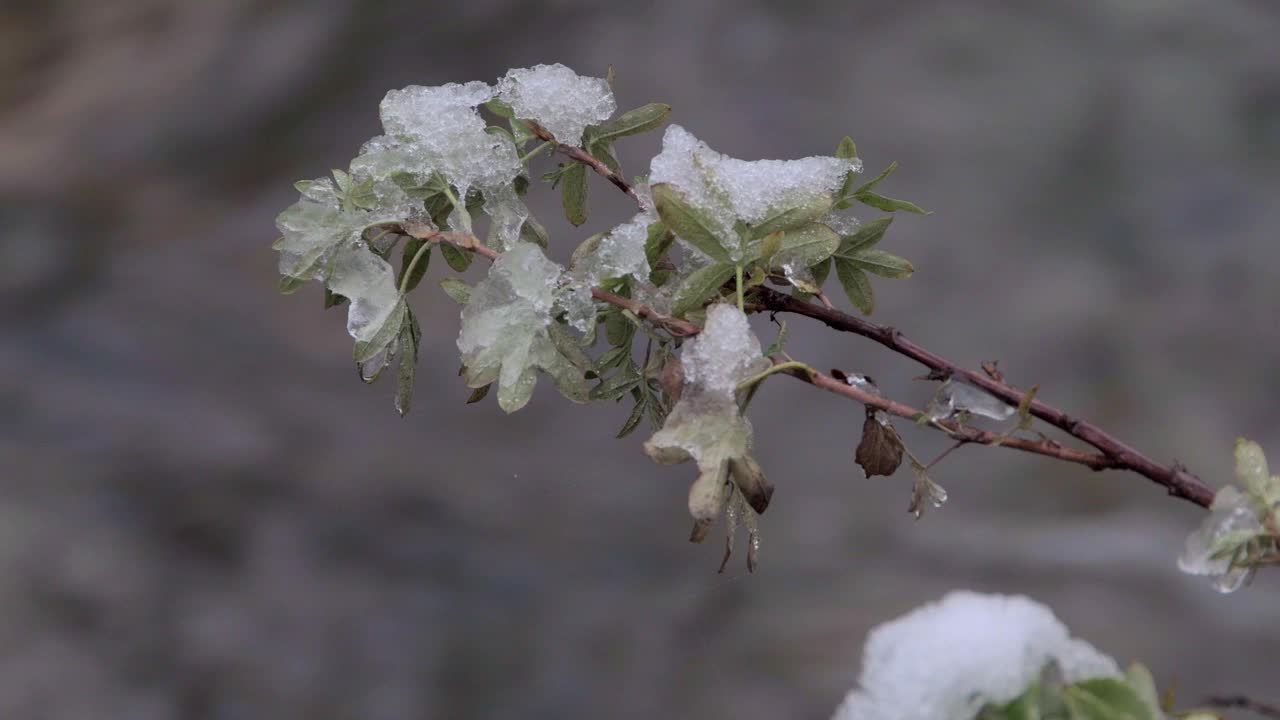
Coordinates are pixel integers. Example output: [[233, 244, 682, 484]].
[[735, 265, 745, 312], [736, 361, 813, 392], [399, 240, 432, 295], [520, 140, 553, 164]]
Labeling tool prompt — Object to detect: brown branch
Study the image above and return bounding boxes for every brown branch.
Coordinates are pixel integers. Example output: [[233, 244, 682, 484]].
[[1205, 695, 1280, 719], [781, 363, 1118, 472], [591, 288, 700, 337], [749, 285, 1216, 508], [523, 120, 643, 206], [401, 221, 1212, 509]]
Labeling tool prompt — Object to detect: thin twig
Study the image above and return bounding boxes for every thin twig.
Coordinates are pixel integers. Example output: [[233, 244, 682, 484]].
[[779, 362, 1118, 472], [397, 215, 1213, 510], [748, 285, 1215, 508], [522, 120, 643, 206], [926, 439, 970, 471], [1205, 695, 1280, 719]]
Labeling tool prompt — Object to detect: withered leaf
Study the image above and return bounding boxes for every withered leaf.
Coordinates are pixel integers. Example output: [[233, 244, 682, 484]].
[[855, 408, 905, 478]]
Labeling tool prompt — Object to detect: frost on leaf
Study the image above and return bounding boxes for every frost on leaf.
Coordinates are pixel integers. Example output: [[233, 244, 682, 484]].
[[456, 242, 589, 413], [559, 208, 657, 332], [497, 64, 616, 146], [1178, 486, 1265, 593], [1177, 439, 1280, 593], [353, 81, 528, 249], [831, 591, 1119, 720], [926, 379, 1015, 422], [649, 124, 861, 262], [273, 174, 413, 343], [644, 305, 773, 563]]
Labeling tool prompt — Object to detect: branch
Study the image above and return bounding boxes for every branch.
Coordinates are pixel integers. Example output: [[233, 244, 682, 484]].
[[778, 362, 1118, 472], [748, 285, 1215, 508], [1205, 695, 1280, 719], [399, 222, 1213, 510], [522, 120, 644, 207]]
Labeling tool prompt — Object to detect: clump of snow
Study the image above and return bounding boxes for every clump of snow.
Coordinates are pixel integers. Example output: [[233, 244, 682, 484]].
[[574, 211, 653, 286], [497, 63, 616, 145], [1178, 486, 1262, 593], [682, 304, 768, 397], [649, 125, 861, 260], [645, 304, 769, 468], [351, 81, 527, 247], [832, 591, 1120, 720], [560, 207, 656, 332]]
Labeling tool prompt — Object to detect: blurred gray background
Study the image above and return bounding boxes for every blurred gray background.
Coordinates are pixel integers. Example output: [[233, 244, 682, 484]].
[[2, 1, 1279, 718]]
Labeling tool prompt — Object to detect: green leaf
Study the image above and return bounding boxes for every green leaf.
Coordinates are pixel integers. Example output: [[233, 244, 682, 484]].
[[596, 345, 632, 372], [485, 98, 514, 118], [439, 278, 472, 305], [604, 307, 636, 347], [746, 193, 835, 241], [769, 222, 840, 271], [589, 103, 672, 142], [763, 320, 789, 357], [644, 220, 676, 264], [570, 232, 606, 269], [398, 238, 431, 292], [561, 162, 589, 226], [484, 124, 516, 145], [651, 183, 731, 262], [837, 216, 893, 252], [851, 161, 898, 196], [1124, 664, 1162, 717], [855, 190, 929, 215], [511, 118, 535, 145], [520, 215, 549, 248], [757, 231, 784, 269], [279, 275, 307, 294], [353, 298, 407, 364], [836, 136, 858, 160], [671, 262, 737, 316], [835, 258, 874, 314], [847, 248, 914, 278], [395, 307, 420, 417], [440, 242, 473, 272], [590, 140, 622, 173], [1234, 438, 1279, 506], [466, 384, 491, 404], [1064, 678, 1154, 720], [617, 392, 649, 438], [548, 322, 594, 372], [591, 369, 642, 401]]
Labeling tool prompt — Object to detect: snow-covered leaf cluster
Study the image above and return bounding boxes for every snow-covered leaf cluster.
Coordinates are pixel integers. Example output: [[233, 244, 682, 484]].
[[456, 243, 589, 413], [497, 64, 616, 145], [831, 591, 1130, 720], [644, 304, 773, 568], [1178, 439, 1280, 593], [274, 173, 414, 344], [271, 63, 939, 573]]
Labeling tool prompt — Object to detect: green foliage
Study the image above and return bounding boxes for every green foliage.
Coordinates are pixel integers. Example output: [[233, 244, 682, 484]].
[[978, 665, 1164, 720]]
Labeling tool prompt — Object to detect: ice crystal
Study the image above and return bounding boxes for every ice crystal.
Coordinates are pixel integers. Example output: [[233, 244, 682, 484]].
[[497, 63, 616, 145], [649, 124, 860, 260], [927, 379, 1016, 422]]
